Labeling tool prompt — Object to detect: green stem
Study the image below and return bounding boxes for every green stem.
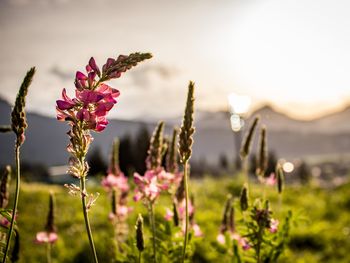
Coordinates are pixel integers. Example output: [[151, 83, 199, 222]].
[[138, 251, 142, 263], [2, 146, 20, 263], [242, 157, 249, 190], [148, 203, 157, 263], [80, 176, 98, 263], [181, 161, 189, 263], [46, 243, 52, 263]]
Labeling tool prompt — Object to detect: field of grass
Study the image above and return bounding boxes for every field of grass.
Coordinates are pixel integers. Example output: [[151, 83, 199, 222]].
[[13, 174, 350, 263]]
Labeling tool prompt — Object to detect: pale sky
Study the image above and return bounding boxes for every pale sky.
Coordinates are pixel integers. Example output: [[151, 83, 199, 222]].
[[1, 0, 350, 120]]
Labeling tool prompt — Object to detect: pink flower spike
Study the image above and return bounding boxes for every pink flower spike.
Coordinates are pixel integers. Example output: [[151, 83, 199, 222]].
[[164, 208, 174, 221], [35, 231, 58, 244]]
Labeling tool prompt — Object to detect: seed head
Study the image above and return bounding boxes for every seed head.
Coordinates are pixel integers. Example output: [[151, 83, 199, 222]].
[[173, 201, 179, 227], [240, 116, 259, 159], [111, 188, 117, 216], [240, 184, 249, 212], [0, 166, 11, 209], [220, 194, 233, 233], [276, 163, 284, 194], [135, 214, 144, 252], [166, 128, 179, 173], [146, 121, 165, 170], [228, 205, 235, 233], [256, 126, 268, 177], [45, 192, 57, 233], [179, 81, 195, 163], [11, 67, 35, 146], [109, 138, 121, 175]]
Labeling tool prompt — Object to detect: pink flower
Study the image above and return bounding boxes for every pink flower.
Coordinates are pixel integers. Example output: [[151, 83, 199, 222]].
[[178, 199, 194, 220], [269, 218, 279, 233], [265, 173, 277, 186], [217, 233, 226, 244], [133, 171, 161, 202], [164, 208, 174, 221], [102, 173, 129, 193], [35, 232, 58, 244], [231, 233, 251, 250], [192, 223, 203, 237]]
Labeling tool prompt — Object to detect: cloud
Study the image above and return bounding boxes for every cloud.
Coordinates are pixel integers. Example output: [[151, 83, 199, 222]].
[[128, 64, 178, 89], [49, 66, 74, 81]]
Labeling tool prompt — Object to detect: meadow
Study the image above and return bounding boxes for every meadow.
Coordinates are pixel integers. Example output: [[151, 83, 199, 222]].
[[1, 53, 350, 263], [14, 175, 350, 263]]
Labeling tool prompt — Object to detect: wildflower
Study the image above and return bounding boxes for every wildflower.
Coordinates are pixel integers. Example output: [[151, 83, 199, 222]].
[[133, 170, 161, 203], [164, 208, 174, 221], [0, 166, 11, 209], [217, 234, 226, 245], [102, 173, 129, 192], [269, 218, 279, 233], [265, 173, 277, 186], [35, 192, 58, 244], [35, 232, 58, 244]]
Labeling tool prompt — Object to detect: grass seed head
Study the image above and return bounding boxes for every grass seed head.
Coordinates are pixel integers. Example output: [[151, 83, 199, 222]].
[[276, 163, 285, 194], [179, 81, 195, 163], [240, 116, 259, 159], [146, 121, 165, 170], [256, 126, 268, 177], [45, 192, 57, 233], [135, 214, 144, 252], [240, 184, 249, 212], [11, 67, 35, 146]]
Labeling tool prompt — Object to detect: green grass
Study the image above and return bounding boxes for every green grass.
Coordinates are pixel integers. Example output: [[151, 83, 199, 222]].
[[10, 175, 350, 262]]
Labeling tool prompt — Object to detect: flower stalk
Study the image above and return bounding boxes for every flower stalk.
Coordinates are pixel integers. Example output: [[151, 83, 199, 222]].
[[179, 81, 195, 263], [3, 67, 35, 263]]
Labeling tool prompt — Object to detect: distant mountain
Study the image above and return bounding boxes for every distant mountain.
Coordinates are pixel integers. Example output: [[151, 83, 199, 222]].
[[1, 97, 350, 166]]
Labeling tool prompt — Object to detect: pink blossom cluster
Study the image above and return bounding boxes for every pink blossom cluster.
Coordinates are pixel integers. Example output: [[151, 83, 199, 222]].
[[133, 168, 182, 203], [216, 232, 251, 250], [164, 198, 203, 237], [35, 231, 58, 244], [56, 57, 121, 132]]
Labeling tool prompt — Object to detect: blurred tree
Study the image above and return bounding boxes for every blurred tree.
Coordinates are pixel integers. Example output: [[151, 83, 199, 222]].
[[297, 161, 311, 185], [133, 125, 150, 175], [119, 134, 134, 176], [219, 153, 228, 171], [87, 147, 107, 176]]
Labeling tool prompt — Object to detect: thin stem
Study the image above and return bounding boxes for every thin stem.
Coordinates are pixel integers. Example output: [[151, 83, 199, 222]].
[[2, 146, 20, 263], [242, 157, 249, 189], [46, 243, 52, 263], [181, 161, 189, 263], [148, 203, 157, 263], [138, 251, 142, 263], [80, 176, 98, 263]]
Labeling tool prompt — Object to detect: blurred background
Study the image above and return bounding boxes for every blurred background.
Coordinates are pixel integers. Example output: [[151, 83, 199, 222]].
[[1, 0, 350, 184]]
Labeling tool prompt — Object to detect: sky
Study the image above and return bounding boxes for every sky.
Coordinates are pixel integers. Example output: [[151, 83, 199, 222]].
[[1, 0, 350, 120]]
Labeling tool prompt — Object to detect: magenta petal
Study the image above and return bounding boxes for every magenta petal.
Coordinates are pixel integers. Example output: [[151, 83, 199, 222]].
[[89, 57, 101, 76], [76, 71, 87, 80], [76, 108, 90, 121], [57, 100, 74, 110]]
